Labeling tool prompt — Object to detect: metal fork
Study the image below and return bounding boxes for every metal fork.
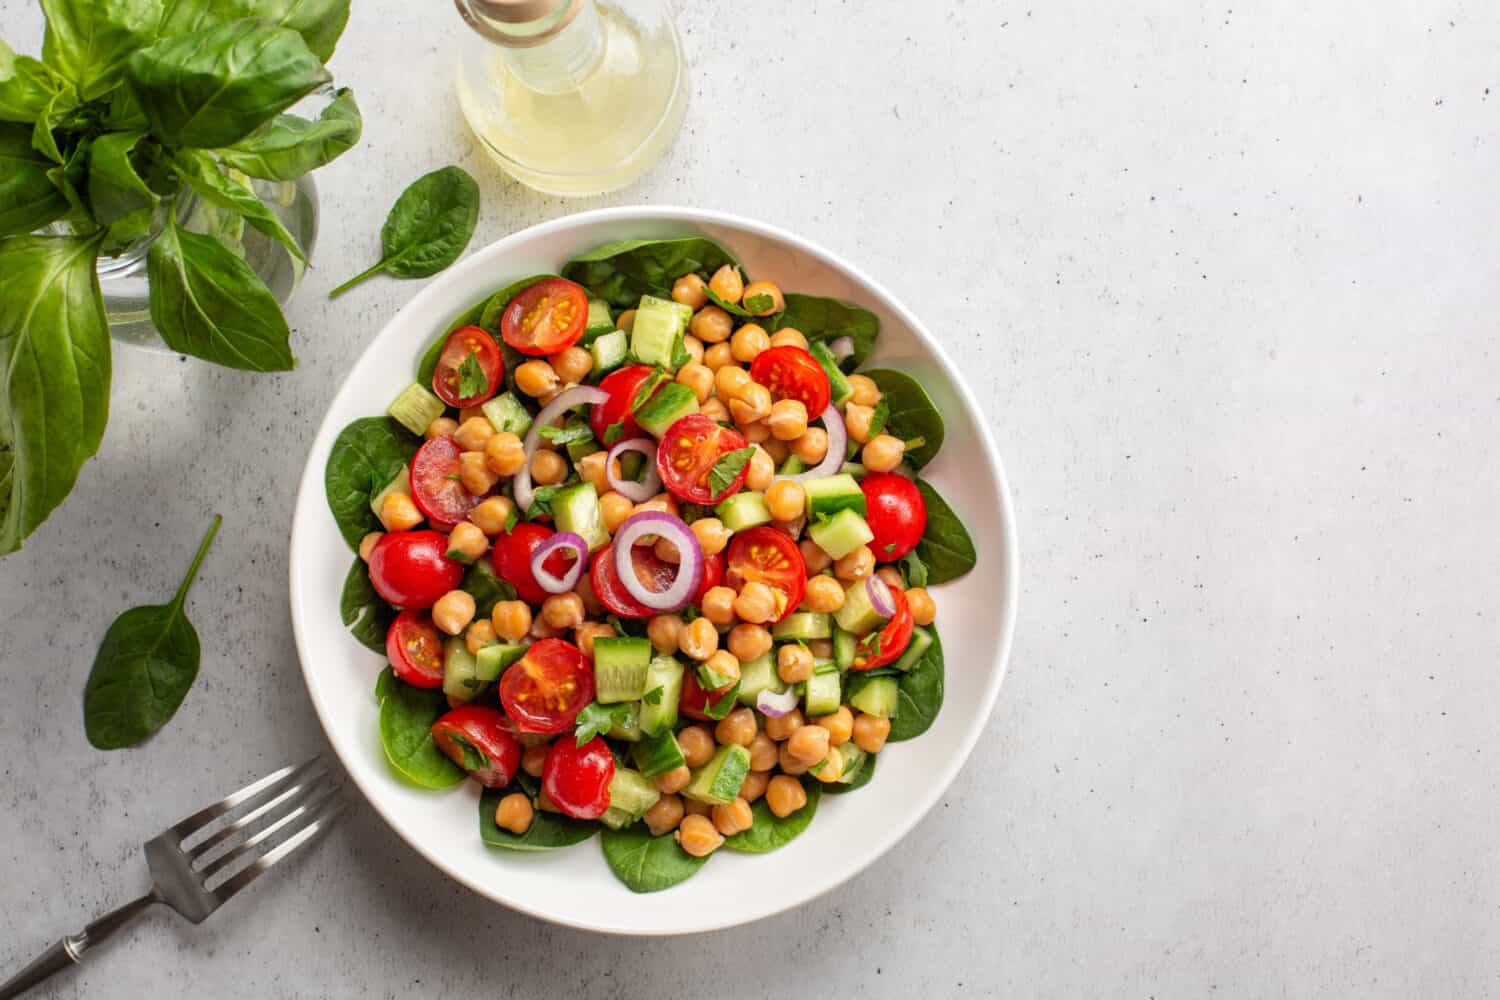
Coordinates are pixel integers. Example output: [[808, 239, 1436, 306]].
[[0, 758, 344, 999]]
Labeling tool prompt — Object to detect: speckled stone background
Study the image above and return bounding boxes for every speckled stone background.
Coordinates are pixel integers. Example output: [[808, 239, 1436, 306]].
[[3, 0, 1499, 995]]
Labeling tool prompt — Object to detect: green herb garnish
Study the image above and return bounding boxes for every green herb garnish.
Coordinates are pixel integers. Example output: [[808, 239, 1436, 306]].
[[708, 446, 756, 497]]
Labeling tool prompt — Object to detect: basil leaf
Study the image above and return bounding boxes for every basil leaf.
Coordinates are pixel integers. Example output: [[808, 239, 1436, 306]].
[[83, 515, 220, 748], [455, 350, 488, 399], [378, 675, 464, 789], [0, 123, 70, 236], [912, 479, 976, 585], [340, 558, 393, 654], [889, 627, 944, 742], [85, 129, 158, 242], [30, 88, 74, 164], [479, 785, 597, 851], [708, 446, 756, 497], [562, 237, 739, 310], [146, 217, 295, 371], [126, 19, 330, 148], [168, 149, 306, 263], [215, 86, 361, 181], [771, 294, 880, 370], [0, 42, 60, 124], [0, 233, 110, 555], [330, 165, 479, 297], [861, 369, 944, 469], [723, 777, 821, 853], [156, 0, 351, 64], [40, 0, 158, 99], [324, 416, 417, 550], [600, 824, 709, 893]]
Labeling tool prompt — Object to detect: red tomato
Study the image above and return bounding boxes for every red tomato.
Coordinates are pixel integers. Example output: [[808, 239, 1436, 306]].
[[854, 586, 914, 670], [430, 704, 521, 787], [490, 522, 576, 606], [725, 526, 807, 623], [656, 414, 750, 504], [384, 609, 446, 688], [861, 473, 928, 561], [695, 550, 725, 605], [432, 325, 503, 408], [589, 364, 661, 443], [542, 735, 614, 820], [499, 638, 593, 733], [369, 531, 464, 609], [589, 542, 678, 618], [750, 346, 831, 416], [500, 277, 589, 356], [679, 668, 738, 722], [410, 436, 480, 530]]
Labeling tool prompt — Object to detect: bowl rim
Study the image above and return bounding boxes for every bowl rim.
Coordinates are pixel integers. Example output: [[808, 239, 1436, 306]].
[[287, 205, 1020, 934]]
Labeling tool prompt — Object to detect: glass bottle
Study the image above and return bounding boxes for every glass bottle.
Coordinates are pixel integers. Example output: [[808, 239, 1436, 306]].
[[454, 0, 689, 197]]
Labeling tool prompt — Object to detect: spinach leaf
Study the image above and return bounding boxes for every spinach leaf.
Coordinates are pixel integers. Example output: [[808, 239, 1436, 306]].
[[889, 627, 944, 742], [823, 752, 876, 794], [40, 0, 158, 100], [146, 215, 295, 371], [126, 19, 330, 149], [374, 664, 397, 703], [461, 558, 515, 619], [0, 234, 110, 555], [708, 446, 756, 497], [324, 416, 417, 550], [340, 558, 393, 654], [912, 479, 976, 585], [772, 294, 880, 370], [330, 166, 480, 297], [703, 286, 755, 319], [83, 515, 220, 748], [215, 87, 361, 181], [378, 675, 464, 789], [0, 123, 70, 236], [562, 237, 739, 310], [600, 824, 709, 892], [479, 784, 597, 851], [168, 148, 306, 263], [723, 778, 821, 853], [0, 41, 59, 123], [899, 548, 929, 589], [84, 129, 157, 242], [862, 369, 944, 469]]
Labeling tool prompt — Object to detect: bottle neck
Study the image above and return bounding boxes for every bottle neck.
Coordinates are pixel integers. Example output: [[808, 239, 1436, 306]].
[[459, 0, 606, 94]]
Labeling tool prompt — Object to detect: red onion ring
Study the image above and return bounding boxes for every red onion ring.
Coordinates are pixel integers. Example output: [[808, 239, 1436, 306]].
[[756, 687, 799, 718], [829, 337, 855, 363], [611, 511, 704, 611], [512, 385, 610, 514], [606, 438, 662, 504], [530, 531, 587, 594], [865, 573, 896, 619], [775, 404, 847, 483]]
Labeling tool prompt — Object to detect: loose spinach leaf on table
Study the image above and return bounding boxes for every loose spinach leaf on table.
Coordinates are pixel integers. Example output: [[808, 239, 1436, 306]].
[[889, 626, 944, 742], [0, 123, 70, 235], [324, 416, 418, 549], [772, 294, 880, 370], [330, 165, 480, 297], [215, 86, 361, 181], [0, 40, 59, 123], [41, 0, 158, 101], [562, 237, 739, 310], [341, 558, 394, 654], [823, 752, 876, 794], [378, 676, 464, 789], [169, 148, 306, 263], [83, 515, 220, 749], [913, 479, 977, 585], [723, 778, 821, 853], [861, 369, 944, 469], [479, 782, 597, 851], [600, 824, 709, 892]]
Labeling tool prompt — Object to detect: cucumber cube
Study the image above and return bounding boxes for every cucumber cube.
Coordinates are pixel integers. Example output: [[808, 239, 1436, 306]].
[[808, 507, 874, 560], [387, 383, 445, 436]]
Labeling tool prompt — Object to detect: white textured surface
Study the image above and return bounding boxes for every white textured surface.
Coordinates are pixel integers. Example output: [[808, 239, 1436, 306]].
[[1, 0, 1497, 995]]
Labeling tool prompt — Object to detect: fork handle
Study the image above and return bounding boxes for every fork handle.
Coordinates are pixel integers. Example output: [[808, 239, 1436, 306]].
[[0, 893, 159, 999]]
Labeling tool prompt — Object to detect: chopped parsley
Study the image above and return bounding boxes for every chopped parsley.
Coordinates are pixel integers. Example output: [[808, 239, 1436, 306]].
[[455, 351, 489, 399], [574, 702, 635, 744], [867, 397, 890, 438], [708, 446, 756, 497]]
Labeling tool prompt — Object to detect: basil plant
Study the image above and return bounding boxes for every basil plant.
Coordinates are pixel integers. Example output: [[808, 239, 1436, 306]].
[[0, 0, 361, 554]]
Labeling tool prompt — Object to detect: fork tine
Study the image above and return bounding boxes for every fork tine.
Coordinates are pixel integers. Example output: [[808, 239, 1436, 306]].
[[197, 782, 340, 882], [185, 764, 329, 865], [169, 757, 323, 842], [208, 796, 346, 905]]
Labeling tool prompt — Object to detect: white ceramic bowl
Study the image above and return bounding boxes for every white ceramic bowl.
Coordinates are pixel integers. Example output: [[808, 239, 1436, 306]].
[[288, 207, 1018, 935]]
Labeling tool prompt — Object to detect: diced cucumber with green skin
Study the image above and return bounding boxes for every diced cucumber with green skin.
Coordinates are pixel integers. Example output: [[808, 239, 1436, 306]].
[[839, 462, 867, 480], [387, 383, 445, 435], [630, 295, 692, 369], [617, 450, 645, 482], [634, 381, 698, 437], [593, 636, 653, 703], [599, 767, 660, 829], [833, 576, 891, 634], [803, 473, 866, 520], [608, 702, 643, 741], [803, 669, 841, 717], [475, 642, 525, 681], [369, 465, 410, 519], [550, 482, 609, 553], [683, 744, 751, 804], [716, 491, 772, 532], [566, 425, 601, 463], [632, 730, 687, 777], [442, 637, 485, 703], [736, 652, 784, 705], [778, 454, 807, 477], [583, 299, 614, 341], [848, 675, 899, 718], [772, 612, 832, 642], [590, 328, 629, 376], [832, 626, 857, 671], [891, 626, 933, 673], [836, 744, 869, 784], [637, 655, 684, 736], [482, 392, 532, 436], [809, 508, 875, 561], [808, 340, 853, 407]]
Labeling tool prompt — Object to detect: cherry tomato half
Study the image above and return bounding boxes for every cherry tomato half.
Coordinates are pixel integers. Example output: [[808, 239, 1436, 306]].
[[430, 704, 521, 787], [542, 735, 614, 820], [679, 668, 738, 722], [696, 550, 725, 606], [861, 473, 928, 561], [432, 325, 503, 409], [410, 435, 481, 530], [724, 526, 807, 623], [589, 364, 662, 443], [369, 531, 464, 609], [501, 277, 589, 356], [656, 414, 751, 504], [589, 542, 677, 619], [385, 609, 446, 688], [854, 586, 914, 670], [499, 638, 593, 734], [490, 522, 575, 606], [750, 346, 831, 417]]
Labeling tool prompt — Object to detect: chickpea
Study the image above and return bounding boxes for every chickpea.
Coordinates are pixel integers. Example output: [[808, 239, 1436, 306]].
[[727, 623, 773, 662], [807, 638, 833, 659], [612, 308, 635, 333], [741, 280, 785, 316], [690, 305, 733, 344], [748, 733, 778, 771], [529, 617, 563, 639], [777, 643, 815, 684], [740, 768, 771, 802], [470, 496, 514, 535], [494, 793, 534, 834], [483, 431, 525, 477], [847, 374, 881, 407], [576, 572, 604, 618], [729, 383, 771, 424], [790, 427, 829, 465], [447, 521, 489, 563], [834, 545, 876, 582], [575, 621, 615, 660], [907, 587, 937, 626], [715, 707, 757, 748], [843, 402, 874, 444], [741, 420, 771, 445], [576, 450, 610, 495], [600, 491, 635, 533], [530, 448, 568, 486], [767, 399, 809, 441], [683, 797, 712, 817], [379, 492, 423, 532], [465, 619, 497, 654], [863, 434, 906, 473], [671, 273, 709, 309], [536, 787, 560, 813], [358, 531, 383, 562], [654, 765, 691, 794], [459, 451, 498, 495], [745, 446, 776, 491], [682, 335, 705, 364], [678, 725, 715, 768], [647, 613, 684, 654], [779, 743, 812, 775], [644, 793, 686, 837], [699, 397, 729, 424], [645, 492, 682, 518], [787, 721, 831, 764], [426, 415, 459, 441], [802, 574, 845, 614], [550, 346, 593, 384], [876, 566, 904, 591], [768, 327, 808, 350], [760, 435, 790, 465], [700, 586, 738, 626], [491, 600, 532, 643], [541, 592, 585, 630], [734, 581, 778, 624], [675, 616, 716, 660], [453, 416, 494, 452], [522, 744, 549, 777], [432, 590, 477, 636], [772, 517, 805, 541], [703, 342, 734, 371], [458, 405, 486, 425], [712, 797, 754, 836], [703, 649, 741, 688], [690, 517, 730, 557], [813, 705, 854, 746], [513, 359, 557, 398], [708, 264, 743, 303], [676, 362, 714, 403], [764, 707, 805, 742], [852, 712, 891, 753], [675, 814, 723, 857], [811, 746, 845, 783], [799, 538, 832, 574], [764, 480, 806, 523], [730, 323, 770, 363]]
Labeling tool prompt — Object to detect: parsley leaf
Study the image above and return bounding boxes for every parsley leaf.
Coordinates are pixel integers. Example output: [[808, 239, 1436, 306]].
[[603, 421, 626, 446], [670, 336, 692, 370], [574, 702, 633, 745], [868, 397, 890, 438], [697, 660, 736, 691], [642, 685, 665, 706], [526, 485, 562, 520], [743, 292, 775, 314], [537, 422, 594, 446], [900, 550, 929, 588], [503, 504, 520, 534], [708, 446, 756, 497], [631, 367, 670, 412], [456, 351, 489, 399], [450, 734, 490, 772]]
